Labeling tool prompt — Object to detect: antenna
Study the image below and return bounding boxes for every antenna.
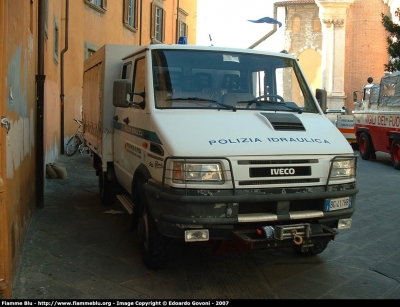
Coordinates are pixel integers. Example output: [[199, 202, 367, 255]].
[[209, 34, 213, 46]]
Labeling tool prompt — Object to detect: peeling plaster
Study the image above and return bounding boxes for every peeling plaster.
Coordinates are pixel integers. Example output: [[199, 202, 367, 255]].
[[7, 45, 28, 117], [6, 45, 34, 178], [6, 110, 34, 179], [45, 140, 60, 166]]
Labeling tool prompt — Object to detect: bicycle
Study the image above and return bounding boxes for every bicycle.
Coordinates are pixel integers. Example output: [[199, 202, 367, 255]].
[[65, 119, 91, 156]]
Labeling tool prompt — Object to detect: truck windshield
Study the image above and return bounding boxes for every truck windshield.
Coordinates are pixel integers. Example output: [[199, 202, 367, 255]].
[[152, 49, 318, 113]]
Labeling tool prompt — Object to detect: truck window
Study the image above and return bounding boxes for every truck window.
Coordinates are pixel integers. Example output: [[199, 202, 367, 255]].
[[133, 57, 145, 104], [151, 49, 318, 113], [122, 62, 132, 79]]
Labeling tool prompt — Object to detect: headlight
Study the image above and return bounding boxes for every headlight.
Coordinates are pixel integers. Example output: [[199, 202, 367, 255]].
[[329, 157, 356, 181], [172, 161, 224, 184]]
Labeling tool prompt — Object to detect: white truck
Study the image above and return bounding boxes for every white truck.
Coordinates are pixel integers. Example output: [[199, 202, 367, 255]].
[[353, 73, 400, 169], [82, 43, 358, 270]]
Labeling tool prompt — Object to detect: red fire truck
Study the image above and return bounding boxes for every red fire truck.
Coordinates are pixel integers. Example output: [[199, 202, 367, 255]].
[[353, 74, 400, 170]]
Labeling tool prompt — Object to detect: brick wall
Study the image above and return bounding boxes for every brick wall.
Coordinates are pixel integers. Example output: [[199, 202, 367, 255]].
[[345, 0, 390, 108]]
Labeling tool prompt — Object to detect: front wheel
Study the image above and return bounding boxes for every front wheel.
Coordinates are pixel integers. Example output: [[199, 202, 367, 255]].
[[138, 198, 170, 270], [359, 132, 375, 160], [66, 136, 80, 156], [390, 139, 400, 170]]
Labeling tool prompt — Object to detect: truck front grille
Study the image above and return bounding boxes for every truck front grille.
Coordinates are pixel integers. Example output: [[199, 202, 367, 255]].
[[239, 178, 320, 185]]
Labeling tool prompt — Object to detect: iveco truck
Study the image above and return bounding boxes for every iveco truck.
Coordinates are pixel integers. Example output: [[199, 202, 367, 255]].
[[82, 43, 358, 269]]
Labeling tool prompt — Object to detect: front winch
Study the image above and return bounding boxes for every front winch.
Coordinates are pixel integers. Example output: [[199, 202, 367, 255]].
[[291, 229, 304, 245]]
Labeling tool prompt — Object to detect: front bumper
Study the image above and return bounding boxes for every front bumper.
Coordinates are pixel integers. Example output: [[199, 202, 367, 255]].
[[143, 181, 358, 241]]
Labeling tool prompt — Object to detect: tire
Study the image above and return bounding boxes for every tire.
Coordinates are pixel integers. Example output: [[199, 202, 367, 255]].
[[390, 139, 400, 170], [98, 163, 116, 205], [137, 183, 170, 270], [293, 242, 328, 256], [359, 132, 374, 160], [66, 136, 80, 156]]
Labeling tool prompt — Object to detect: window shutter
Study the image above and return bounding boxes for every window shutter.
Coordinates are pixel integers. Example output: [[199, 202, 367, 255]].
[[134, 0, 138, 28], [150, 3, 155, 39], [101, 0, 107, 10], [176, 20, 179, 43], [123, 0, 129, 24], [162, 8, 166, 42]]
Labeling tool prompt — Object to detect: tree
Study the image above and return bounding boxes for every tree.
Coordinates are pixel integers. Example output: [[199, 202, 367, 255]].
[[382, 9, 400, 72]]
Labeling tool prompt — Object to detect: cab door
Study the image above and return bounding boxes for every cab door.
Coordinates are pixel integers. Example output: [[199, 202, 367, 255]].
[[114, 53, 148, 193]]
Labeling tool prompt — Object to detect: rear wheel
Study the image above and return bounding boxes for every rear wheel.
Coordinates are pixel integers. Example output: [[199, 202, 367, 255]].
[[137, 180, 170, 270], [66, 136, 80, 156], [98, 163, 116, 205], [390, 139, 400, 170], [359, 132, 374, 160]]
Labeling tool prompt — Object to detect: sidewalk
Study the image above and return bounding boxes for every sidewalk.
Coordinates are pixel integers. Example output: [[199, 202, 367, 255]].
[[11, 153, 147, 299]]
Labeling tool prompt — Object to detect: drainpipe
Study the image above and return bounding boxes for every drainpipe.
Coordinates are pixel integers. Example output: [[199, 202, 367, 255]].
[[140, 0, 143, 45], [177, 0, 180, 43], [248, 4, 279, 49], [60, 0, 69, 154], [36, 0, 45, 209]]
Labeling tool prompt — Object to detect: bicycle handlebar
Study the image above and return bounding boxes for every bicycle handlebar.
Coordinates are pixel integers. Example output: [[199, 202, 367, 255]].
[[73, 119, 83, 126]]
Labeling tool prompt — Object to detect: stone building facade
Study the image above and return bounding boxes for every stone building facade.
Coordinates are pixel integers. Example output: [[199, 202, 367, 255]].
[[253, 0, 392, 110]]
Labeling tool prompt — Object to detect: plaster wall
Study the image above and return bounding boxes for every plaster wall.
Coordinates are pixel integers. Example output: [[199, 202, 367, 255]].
[[4, 0, 38, 297]]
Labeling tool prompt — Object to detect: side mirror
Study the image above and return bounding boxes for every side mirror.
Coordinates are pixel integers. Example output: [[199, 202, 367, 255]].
[[113, 79, 131, 108], [353, 91, 358, 102], [113, 79, 145, 109], [316, 89, 327, 112]]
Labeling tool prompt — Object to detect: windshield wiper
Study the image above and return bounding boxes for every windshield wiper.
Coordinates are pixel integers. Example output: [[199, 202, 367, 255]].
[[166, 97, 236, 111], [280, 104, 303, 114], [238, 99, 303, 114], [210, 101, 236, 111], [166, 97, 216, 102]]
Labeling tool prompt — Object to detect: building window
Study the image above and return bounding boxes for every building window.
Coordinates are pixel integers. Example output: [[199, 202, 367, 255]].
[[123, 0, 138, 30], [176, 8, 189, 43], [292, 16, 301, 33], [84, 0, 107, 13], [84, 41, 99, 60], [179, 21, 187, 37], [151, 3, 165, 42], [88, 49, 96, 58], [155, 6, 163, 41], [53, 17, 59, 64], [313, 16, 321, 32], [88, 0, 106, 8]]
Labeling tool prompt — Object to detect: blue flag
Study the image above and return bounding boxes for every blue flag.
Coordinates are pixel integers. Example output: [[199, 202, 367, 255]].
[[248, 17, 282, 28]]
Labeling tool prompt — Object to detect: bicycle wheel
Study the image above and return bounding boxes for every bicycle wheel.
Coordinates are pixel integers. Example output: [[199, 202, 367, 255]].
[[66, 136, 81, 156]]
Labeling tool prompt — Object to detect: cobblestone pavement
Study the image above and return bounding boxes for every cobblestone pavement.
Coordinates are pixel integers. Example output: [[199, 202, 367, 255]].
[[11, 150, 400, 299]]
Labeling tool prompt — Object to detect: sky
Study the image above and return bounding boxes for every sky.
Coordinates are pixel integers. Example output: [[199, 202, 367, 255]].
[[196, 0, 281, 50]]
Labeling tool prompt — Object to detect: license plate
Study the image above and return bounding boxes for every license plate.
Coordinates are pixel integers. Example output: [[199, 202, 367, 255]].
[[325, 197, 352, 211]]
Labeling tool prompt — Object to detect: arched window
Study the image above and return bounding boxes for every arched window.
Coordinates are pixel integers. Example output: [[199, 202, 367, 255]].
[[313, 16, 321, 32], [293, 16, 301, 33]]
